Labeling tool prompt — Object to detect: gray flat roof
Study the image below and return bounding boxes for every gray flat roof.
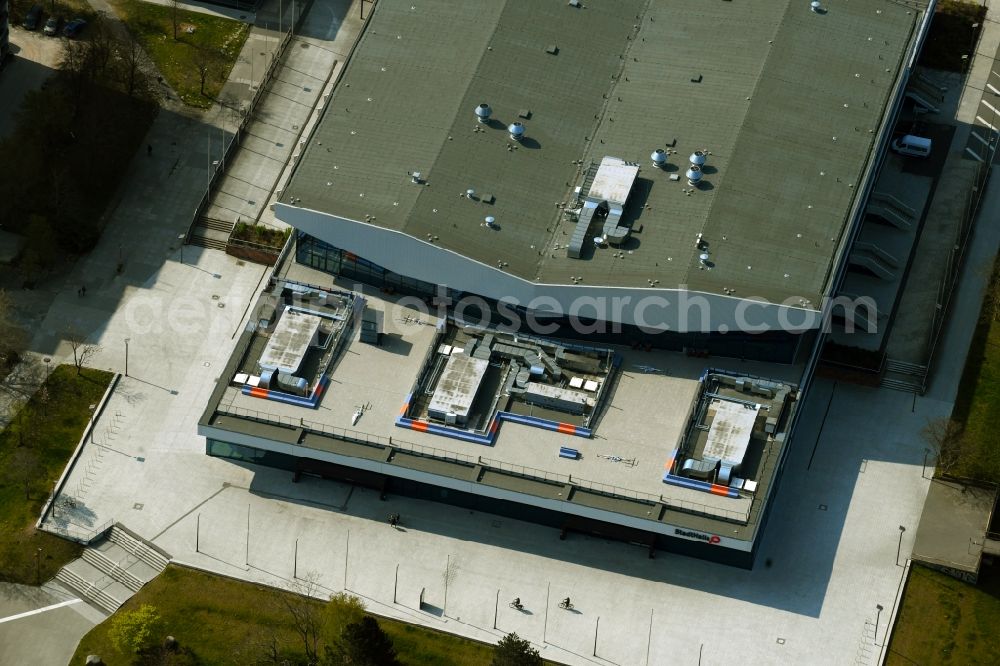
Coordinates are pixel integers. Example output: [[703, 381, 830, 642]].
[[283, 0, 927, 304]]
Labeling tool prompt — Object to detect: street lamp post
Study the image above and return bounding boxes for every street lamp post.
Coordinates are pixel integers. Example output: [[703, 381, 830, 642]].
[[124, 338, 130, 377], [874, 604, 884, 646], [35, 548, 42, 585], [896, 525, 906, 566], [178, 234, 186, 264]]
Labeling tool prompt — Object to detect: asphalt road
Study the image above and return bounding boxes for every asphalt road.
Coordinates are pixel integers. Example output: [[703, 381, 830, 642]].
[[0, 584, 98, 666]]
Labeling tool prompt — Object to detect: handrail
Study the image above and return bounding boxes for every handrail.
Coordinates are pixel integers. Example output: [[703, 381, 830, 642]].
[[215, 408, 752, 523]]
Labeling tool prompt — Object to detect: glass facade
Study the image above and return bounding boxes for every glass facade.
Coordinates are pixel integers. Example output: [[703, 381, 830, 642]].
[[206, 438, 297, 471], [296, 232, 440, 299]]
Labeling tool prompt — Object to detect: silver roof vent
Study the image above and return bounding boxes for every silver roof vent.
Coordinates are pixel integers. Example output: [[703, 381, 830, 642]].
[[475, 103, 492, 123], [508, 122, 525, 142], [699, 252, 710, 265], [686, 165, 703, 186], [485, 216, 497, 228], [466, 188, 476, 199], [689, 151, 706, 167], [651, 149, 667, 168], [810, 1, 823, 13]]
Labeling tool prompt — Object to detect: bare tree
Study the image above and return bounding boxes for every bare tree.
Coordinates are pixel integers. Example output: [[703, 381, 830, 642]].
[[9, 446, 41, 501], [121, 36, 145, 97], [193, 47, 220, 97], [65, 328, 101, 376], [0, 290, 25, 366], [88, 14, 114, 77], [0, 292, 43, 405], [171, 0, 180, 40], [922, 417, 964, 477], [277, 574, 324, 665], [231, 632, 291, 666]]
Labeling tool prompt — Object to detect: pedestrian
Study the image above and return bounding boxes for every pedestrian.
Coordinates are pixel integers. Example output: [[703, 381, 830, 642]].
[[81, 285, 86, 296], [147, 144, 153, 156], [388, 513, 396, 527]]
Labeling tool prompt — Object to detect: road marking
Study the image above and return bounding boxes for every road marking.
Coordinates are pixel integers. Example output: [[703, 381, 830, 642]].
[[976, 115, 997, 132], [970, 131, 990, 148], [987, 83, 1000, 96], [964, 147, 985, 162], [981, 99, 1000, 115], [0, 599, 82, 625]]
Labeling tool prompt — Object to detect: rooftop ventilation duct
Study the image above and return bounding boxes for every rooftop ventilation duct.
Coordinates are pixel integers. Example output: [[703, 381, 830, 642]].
[[508, 122, 525, 142], [810, 0, 823, 12], [686, 165, 703, 186], [602, 204, 629, 245], [475, 103, 492, 123], [651, 149, 667, 169], [689, 151, 706, 167], [485, 216, 497, 228]]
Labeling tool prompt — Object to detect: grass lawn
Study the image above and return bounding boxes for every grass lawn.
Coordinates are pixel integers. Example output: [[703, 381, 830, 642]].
[[0, 365, 114, 584], [944, 256, 1000, 484], [918, 0, 987, 72], [72, 565, 549, 665], [886, 564, 1000, 665], [109, 0, 249, 108]]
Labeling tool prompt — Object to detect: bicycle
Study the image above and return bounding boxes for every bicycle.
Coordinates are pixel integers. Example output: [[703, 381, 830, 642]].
[[509, 599, 524, 611], [558, 598, 574, 610]]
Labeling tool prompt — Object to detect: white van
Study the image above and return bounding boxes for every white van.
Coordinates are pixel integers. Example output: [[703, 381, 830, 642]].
[[891, 134, 932, 158]]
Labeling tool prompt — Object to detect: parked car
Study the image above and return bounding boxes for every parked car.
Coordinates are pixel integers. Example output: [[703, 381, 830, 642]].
[[43, 16, 62, 36], [63, 18, 86, 38], [21, 4, 43, 30], [890, 134, 932, 158]]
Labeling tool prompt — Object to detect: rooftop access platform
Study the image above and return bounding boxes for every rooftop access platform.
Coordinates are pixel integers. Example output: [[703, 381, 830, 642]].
[[201, 277, 802, 559]]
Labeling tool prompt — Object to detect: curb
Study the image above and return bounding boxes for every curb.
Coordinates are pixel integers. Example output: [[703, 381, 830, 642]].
[[35, 372, 122, 531]]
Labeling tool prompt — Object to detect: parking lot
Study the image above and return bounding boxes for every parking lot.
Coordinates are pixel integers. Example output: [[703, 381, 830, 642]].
[[0, 26, 65, 138]]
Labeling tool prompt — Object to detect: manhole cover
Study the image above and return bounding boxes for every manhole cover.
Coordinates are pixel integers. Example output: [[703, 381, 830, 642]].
[[300, 42, 311, 49], [218, 303, 226, 309], [237, 260, 246, 266], [133, 503, 144, 510], [212, 294, 220, 300]]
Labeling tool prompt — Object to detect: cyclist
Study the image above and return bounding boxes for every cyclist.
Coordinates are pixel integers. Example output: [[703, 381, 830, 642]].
[[562, 597, 571, 608]]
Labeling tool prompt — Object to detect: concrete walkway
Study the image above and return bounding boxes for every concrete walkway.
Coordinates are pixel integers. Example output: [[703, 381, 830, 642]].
[[200, 0, 361, 231], [0, 583, 100, 666]]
